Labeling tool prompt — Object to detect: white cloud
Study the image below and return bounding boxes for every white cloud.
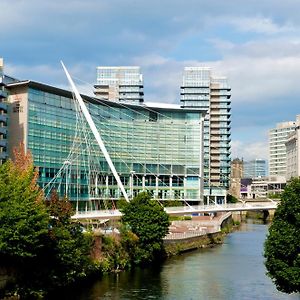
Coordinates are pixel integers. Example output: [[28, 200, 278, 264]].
[[231, 140, 268, 161], [229, 16, 293, 34]]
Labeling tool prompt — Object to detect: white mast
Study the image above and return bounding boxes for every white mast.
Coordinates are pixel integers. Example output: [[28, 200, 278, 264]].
[[61, 61, 130, 202]]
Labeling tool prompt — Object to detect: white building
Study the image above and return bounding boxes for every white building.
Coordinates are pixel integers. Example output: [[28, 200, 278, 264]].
[[286, 126, 300, 180], [269, 115, 300, 177], [241, 176, 286, 199], [94, 66, 144, 104], [180, 67, 231, 204]]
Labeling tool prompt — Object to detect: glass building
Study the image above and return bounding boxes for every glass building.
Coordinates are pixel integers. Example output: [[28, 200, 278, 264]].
[[94, 66, 144, 104], [243, 159, 267, 178], [181, 67, 231, 204], [7, 80, 206, 210]]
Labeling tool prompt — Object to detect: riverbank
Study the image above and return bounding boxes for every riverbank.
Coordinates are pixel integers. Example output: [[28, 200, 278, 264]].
[[49, 222, 296, 300], [0, 213, 237, 299], [164, 212, 237, 256]]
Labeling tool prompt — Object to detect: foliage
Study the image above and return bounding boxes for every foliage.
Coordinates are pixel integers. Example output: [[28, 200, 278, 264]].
[[268, 192, 281, 199], [169, 215, 192, 221], [162, 199, 184, 207], [100, 232, 135, 271], [0, 144, 49, 259], [264, 177, 300, 294], [120, 192, 170, 264], [44, 190, 95, 290], [227, 194, 238, 203], [0, 144, 96, 299]]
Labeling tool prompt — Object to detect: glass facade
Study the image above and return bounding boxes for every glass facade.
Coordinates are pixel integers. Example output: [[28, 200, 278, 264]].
[[243, 159, 267, 178], [9, 82, 205, 210]]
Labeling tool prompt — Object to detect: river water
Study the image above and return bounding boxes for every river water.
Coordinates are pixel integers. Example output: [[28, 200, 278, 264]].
[[66, 222, 299, 300]]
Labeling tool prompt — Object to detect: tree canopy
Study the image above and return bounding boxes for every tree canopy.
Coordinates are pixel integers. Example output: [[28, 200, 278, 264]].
[[121, 192, 170, 264], [264, 177, 300, 294], [0, 145, 49, 259], [0, 144, 95, 299]]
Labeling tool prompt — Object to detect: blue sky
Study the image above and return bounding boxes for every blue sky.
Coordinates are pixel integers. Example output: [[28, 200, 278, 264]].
[[1, 0, 300, 160]]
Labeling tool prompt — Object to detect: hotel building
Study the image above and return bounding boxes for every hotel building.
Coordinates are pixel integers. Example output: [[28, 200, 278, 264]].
[[180, 67, 231, 204], [6, 79, 206, 210]]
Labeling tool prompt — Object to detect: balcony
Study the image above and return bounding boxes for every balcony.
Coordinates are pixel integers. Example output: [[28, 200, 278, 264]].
[[0, 139, 7, 147], [0, 102, 7, 111], [210, 162, 220, 168], [0, 127, 7, 135], [0, 152, 8, 160], [0, 90, 8, 99], [0, 115, 7, 123]]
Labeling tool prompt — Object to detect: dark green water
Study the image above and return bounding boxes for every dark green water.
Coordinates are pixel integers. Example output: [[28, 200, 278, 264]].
[[67, 223, 299, 300]]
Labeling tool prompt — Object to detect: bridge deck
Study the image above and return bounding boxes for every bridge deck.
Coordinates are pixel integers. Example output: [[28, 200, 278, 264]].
[[71, 202, 278, 220]]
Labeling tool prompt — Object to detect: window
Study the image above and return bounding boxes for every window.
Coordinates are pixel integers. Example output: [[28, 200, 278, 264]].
[[149, 111, 158, 122], [13, 102, 23, 113]]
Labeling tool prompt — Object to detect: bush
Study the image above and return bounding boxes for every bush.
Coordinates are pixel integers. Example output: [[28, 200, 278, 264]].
[[264, 178, 300, 294]]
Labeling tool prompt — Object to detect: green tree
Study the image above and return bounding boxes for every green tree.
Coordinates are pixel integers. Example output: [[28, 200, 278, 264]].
[[227, 194, 238, 203], [0, 145, 51, 298], [264, 177, 300, 294], [45, 190, 95, 289], [0, 145, 49, 259], [121, 192, 170, 264], [0, 145, 95, 298]]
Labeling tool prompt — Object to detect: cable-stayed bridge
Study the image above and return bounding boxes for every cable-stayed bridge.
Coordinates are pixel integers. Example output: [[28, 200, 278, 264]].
[[71, 201, 278, 220]]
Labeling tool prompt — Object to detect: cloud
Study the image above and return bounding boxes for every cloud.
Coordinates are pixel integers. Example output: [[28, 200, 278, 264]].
[[231, 140, 269, 161], [228, 16, 294, 34], [3, 0, 300, 161]]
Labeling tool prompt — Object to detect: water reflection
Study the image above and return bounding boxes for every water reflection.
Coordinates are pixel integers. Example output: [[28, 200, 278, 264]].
[[57, 223, 299, 300]]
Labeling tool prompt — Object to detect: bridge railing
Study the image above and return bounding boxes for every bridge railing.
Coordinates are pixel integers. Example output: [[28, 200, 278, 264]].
[[71, 202, 278, 220]]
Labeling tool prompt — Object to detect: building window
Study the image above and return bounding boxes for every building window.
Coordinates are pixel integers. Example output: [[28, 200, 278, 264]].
[[13, 102, 23, 113], [149, 111, 158, 122]]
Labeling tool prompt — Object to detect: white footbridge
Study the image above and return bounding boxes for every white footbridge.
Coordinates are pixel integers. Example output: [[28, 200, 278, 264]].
[[71, 201, 278, 220]]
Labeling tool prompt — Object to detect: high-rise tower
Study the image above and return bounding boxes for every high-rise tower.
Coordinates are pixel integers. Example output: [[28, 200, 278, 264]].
[[94, 66, 144, 104], [269, 115, 300, 177], [181, 67, 231, 204]]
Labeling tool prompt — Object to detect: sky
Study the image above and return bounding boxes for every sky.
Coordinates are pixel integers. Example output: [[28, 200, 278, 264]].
[[1, 0, 300, 161]]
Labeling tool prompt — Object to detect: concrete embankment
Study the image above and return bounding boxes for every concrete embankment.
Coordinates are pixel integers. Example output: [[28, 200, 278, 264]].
[[164, 212, 234, 256]]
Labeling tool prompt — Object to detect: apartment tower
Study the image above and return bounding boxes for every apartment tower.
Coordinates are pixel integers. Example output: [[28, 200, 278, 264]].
[[180, 67, 231, 204], [94, 66, 144, 104], [269, 115, 300, 177]]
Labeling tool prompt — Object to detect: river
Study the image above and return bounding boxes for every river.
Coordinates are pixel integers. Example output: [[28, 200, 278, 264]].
[[61, 222, 299, 300]]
